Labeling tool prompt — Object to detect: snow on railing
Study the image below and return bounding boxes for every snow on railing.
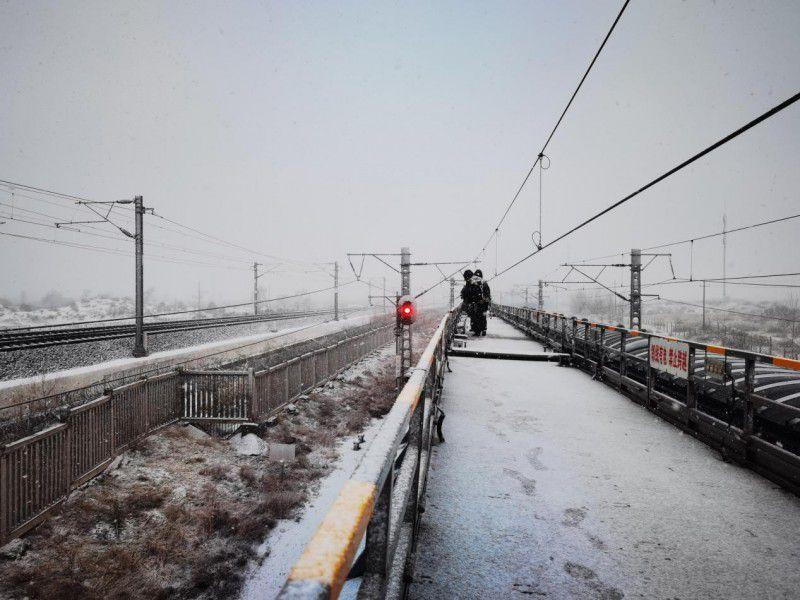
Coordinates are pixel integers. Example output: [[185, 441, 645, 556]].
[[277, 307, 459, 600]]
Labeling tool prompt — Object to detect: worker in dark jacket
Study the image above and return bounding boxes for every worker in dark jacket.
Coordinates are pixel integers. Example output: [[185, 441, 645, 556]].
[[460, 269, 481, 334], [472, 269, 491, 336]]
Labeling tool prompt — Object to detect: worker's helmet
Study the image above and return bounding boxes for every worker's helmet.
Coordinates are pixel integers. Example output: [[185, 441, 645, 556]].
[[474, 269, 483, 278]]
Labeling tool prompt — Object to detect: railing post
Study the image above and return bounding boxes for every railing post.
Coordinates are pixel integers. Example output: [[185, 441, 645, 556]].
[[618, 331, 627, 391], [583, 322, 589, 364], [0, 446, 7, 544], [406, 390, 425, 524], [143, 379, 152, 431], [544, 315, 550, 348], [571, 318, 577, 359], [359, 470, 392, 598], [646, 335, 654, 409], [743, 356, 756, 458], [63, 414, 72, 494], [247, 367, 256, 421], [686, 346, 697, 425], [597, 327, 606, 380]]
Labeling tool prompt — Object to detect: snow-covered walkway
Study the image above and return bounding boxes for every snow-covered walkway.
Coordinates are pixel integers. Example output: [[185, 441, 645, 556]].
[[409, 316, 800, 599]]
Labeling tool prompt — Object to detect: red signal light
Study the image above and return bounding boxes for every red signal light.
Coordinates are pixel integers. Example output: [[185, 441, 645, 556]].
[[397, 296, 417, 324]]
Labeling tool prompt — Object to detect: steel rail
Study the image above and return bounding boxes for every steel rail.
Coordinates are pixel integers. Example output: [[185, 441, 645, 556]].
[[0, 309, 336, 351]]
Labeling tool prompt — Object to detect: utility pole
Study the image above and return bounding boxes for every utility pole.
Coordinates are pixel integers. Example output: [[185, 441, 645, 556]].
[[334, 261, 339, 320], [383, 277, 387, 312], [702, 280, 707, 330], [449, 278, 456, 308], [538, 280, 544, 310], [253, 262, 259, 315], [132, 195, 147, 357], [722, 213, 728, 300], [629, 248, 642, 330], [60, 195, 147, 356], [397, 247, 412, 389]]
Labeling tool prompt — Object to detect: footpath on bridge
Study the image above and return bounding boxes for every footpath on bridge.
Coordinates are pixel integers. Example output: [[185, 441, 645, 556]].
[[409, 316, 800, 600]]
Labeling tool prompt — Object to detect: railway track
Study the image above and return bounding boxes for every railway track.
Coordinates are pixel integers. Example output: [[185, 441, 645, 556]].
[[0, 309, 337, 351]]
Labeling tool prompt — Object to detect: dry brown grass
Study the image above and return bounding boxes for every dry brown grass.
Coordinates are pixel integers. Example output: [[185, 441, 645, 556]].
[[199, 463, 230, 481], [0, 431, 279, 600], [238, 464, 258, 487]]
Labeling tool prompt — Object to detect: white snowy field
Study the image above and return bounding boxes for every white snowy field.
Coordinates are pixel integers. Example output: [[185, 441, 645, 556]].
[[410, 318, 800, 600]]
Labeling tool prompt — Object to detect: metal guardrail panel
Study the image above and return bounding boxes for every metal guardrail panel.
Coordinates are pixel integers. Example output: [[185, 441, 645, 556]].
[[0, 322, 394, 547], [493, 303, 800, 494]]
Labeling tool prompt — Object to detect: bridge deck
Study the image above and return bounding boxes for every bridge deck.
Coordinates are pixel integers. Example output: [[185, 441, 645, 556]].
[[409, 316, 800, 600]]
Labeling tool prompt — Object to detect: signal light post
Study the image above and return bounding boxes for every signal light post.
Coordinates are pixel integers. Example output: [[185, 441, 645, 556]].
[[397, 247, 412, 389], [629, 248, 642, 330], [345, 248, 474, 390], [538, 279, 544, 310]]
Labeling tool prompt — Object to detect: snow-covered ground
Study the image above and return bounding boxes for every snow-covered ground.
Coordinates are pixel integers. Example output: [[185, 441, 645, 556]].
[[0, 297, 137, 329], [239, 418, 382, 599], [410, 318, 800, 599], [239, 345, 395, 599]]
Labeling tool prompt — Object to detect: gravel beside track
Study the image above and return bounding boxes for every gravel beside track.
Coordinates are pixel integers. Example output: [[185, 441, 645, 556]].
[[0, 315, 329, 381]]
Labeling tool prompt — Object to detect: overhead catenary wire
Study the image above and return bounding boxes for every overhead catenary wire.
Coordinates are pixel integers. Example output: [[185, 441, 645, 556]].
[[1, 178, 328, 271], [657, 297, 800, 325], [0, 207, 266, 266], [415, 0, 633, 300], [642, 212, 800, 252], [0, 178, 118, 206], [0, 230, 252, 271], [476, 0, 631, 259], [484, 90, 800, 284], [151, 212, 326, 271], [567, 210, 800, 266], [0, 279, 361, 331], [2, 190, 341, 277], [550, 270, 800, 295]]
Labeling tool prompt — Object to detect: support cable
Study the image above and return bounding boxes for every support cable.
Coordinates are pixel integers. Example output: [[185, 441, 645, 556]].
[[657, 297, 800, 324], [0, 280, 360, 332], [476, 0, 631, 260], [485, 91, 800, 284], [568, 210, 800, 267]]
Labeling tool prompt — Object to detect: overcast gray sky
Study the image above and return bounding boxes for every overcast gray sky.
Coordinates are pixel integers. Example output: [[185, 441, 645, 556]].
[[1, 0, 798, 310]]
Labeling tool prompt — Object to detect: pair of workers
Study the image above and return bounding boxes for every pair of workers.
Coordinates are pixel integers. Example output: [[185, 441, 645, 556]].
[[460, 269, 491, 336]]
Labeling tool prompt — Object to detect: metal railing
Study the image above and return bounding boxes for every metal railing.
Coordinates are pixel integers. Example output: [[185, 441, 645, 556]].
[[277, 307, 459, 600], [0, 322, 394, 546], [493, 303, 800, 494]]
